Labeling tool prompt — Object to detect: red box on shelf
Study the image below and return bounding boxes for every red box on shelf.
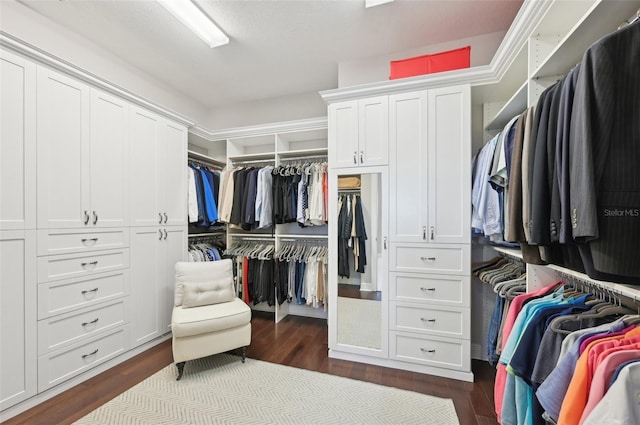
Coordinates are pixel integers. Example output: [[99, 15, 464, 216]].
[[389, 46, 471, 80]]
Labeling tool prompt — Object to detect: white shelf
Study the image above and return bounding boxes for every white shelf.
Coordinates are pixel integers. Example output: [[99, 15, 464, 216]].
[[187, 150, 226, 167], [484, 80, 527, 131], [278, 234, 328, 240], [532, 0, 640, 79], [490, 245, 640, 303]]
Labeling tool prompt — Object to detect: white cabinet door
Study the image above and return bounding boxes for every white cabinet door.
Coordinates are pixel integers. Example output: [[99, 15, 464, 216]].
[[36, 67, 90, 229], [389, 91, 428, 243], [427, 85, 470, 244], [359, 96, 388, 166], [0, 230, 37, 410], [89, 89, 129, 228], [1, 51, 36, 231], [130, 107, 161, 227], [161, 122, 187, 226], [329, 100, 359, 168], [159, 227, 186, 332], [130, 227, 162, 346]]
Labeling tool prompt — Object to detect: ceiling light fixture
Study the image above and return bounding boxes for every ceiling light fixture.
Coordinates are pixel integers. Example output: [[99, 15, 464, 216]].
[[365, 0, 394, 8], [157, 0, 229, 48]]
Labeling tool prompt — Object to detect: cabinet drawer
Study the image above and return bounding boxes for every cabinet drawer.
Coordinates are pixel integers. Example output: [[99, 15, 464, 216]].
[[37, 248, 129, 283], [37, 228, 129, 256], [390, 244, 469, 275], [38, 299, 128, 355], [390, 272, 469, 306], [38, 270, 128, 319], [38, 326, 129, 392], [390, 302, 469, 338], [390, 331, 470, 371]]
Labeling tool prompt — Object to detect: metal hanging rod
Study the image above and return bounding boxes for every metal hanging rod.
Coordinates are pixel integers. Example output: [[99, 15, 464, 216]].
[[279, 154, 328, 163], [338, 188, 361, 193], [187, 150, 226, 168], [618, 8, 640, 29], [232, 158, 276, 166], [230, 234, 274, 241]]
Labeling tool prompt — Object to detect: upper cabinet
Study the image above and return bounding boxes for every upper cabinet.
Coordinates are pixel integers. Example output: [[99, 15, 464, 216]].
[[0, 51, 36, 231], [130, 106, 186, 227], [389, 85, 471, 244], [329, 96, 388, 168], [36, 67, 129, 229]]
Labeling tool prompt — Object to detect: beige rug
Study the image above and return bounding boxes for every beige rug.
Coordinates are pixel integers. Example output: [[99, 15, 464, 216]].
[[74, 354, 459, 425]]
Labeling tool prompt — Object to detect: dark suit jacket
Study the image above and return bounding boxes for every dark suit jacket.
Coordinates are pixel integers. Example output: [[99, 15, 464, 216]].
[[569, 20, 640, 280]]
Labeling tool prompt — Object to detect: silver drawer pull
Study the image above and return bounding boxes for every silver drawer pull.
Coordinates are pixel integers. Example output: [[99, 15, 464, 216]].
[[82, 349, 99, 359], [92, 211, 98, 225], [81, 288, 99, 295], [82, 318, 99, 327], [420, 318, 436, 323], [420, 256, 436, 262], [420, 287, 436, 292], [420, 348, 436, 354], [81, 238, 99, 243], [81, 261, 98, 267], [83, 210, 90, 225]]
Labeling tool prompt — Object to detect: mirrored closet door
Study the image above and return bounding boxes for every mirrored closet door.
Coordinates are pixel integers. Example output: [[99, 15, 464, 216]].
[[328, 166, 388, 358]]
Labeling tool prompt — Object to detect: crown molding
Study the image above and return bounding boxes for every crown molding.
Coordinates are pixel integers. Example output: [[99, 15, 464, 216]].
[[189, 116, 328, 141], [0, 31, 195, 127]]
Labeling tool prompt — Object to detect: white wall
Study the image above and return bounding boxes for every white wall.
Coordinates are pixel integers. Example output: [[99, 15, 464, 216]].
[[0, 0, 209, 125], [206, 91, 327, 131], [338, 31, 506, 88]]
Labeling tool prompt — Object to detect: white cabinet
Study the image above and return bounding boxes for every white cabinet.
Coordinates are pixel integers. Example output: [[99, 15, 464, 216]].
[[130, 107, 187, 227], [130, 226, 185, 347], [0, 51, 36, 231], [36, 67, 129, 229], [427, 86, 471, 244], [0, 230, 37, 411], [389, 86, 470, 244], [329, 96, 388, 168]]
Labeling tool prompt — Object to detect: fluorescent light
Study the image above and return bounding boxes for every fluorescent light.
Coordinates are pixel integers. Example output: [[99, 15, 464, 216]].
[[157, 0, 229, 48], [365, 0, 394, 8]]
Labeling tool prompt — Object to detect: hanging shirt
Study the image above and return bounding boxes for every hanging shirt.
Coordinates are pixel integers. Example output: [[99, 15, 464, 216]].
[[187, 166, 199, 223]]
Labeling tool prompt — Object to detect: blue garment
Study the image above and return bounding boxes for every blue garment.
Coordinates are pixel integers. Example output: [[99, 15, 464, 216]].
[[190, 165, 208, 226], [198, 168, 217, 223], [295, 261, 306, 304], [488, 294, 505, 366], [202, 168, 219, 222]]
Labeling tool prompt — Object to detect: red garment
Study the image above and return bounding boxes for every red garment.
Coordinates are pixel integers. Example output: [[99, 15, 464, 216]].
[[242, 257, 251, 304]]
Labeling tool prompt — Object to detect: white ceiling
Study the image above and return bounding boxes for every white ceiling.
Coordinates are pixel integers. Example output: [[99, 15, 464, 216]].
[[17, 0, 523, 110]]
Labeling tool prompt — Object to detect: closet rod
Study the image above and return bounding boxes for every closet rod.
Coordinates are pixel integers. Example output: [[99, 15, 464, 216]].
[[230, 235, 274, 241], [279, 154, 328, 163], [187, 150, 226, 168], [279, 238, 328, 243], [338, 188, 361, 193], [188, 232, 226, 238], [232, 158, 276, 166], [618, 8, 640, 29]]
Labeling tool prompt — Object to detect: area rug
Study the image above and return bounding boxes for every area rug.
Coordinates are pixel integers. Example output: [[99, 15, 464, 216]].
[[74, 354, 459, 425]]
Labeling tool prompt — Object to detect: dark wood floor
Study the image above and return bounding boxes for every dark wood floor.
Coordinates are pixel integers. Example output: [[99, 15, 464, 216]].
[[5, 312, 498, 425]]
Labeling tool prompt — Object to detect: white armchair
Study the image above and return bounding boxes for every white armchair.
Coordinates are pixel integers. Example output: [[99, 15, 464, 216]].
[[170, 259, 251, 380]]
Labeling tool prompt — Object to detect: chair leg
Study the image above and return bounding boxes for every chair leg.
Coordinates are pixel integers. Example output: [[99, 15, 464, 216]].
[[241, 346, 247, 363], [176, 362, 186, 380]]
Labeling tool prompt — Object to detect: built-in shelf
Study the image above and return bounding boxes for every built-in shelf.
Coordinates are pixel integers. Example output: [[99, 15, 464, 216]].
[[485, 80, 527, 131], [490, 245, 640, 303], [188, 232, 225, 238], [187, 150, 226, 167], [228, 152, 277, 163], [531, 0, 639, 79]]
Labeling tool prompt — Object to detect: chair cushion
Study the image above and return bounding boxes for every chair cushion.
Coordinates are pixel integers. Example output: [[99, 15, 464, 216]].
[[174, 259, 234, 307], [171, 298, 251, 338], [182, 280, 235, 308]]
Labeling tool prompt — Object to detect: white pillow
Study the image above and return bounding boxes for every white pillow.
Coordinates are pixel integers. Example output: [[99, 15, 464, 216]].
[[181, 280, 235, 308], [174, 259, 234, 307]]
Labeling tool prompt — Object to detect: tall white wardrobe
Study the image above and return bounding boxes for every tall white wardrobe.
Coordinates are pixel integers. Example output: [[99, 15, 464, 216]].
[[0, 46, 188, 417]]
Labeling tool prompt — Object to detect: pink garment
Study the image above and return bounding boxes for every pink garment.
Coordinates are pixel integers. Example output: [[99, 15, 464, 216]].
[[579, 348, 640, 425], [493, 281, 561, 420]]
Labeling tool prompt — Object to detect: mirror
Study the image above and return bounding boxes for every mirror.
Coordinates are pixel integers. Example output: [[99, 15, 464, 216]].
[[333, 169, 387, 354]]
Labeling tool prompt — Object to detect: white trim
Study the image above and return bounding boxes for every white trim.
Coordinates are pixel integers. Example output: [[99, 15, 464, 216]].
[[0, 31, 195, 127], [190, 117, 328, 141]]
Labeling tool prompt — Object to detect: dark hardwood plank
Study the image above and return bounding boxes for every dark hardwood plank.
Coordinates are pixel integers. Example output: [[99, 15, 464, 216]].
[[4, 313, 498, 425]]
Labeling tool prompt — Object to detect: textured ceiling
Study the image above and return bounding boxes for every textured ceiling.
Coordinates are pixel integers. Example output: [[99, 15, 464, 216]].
[[17, 0, 523, 109]]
